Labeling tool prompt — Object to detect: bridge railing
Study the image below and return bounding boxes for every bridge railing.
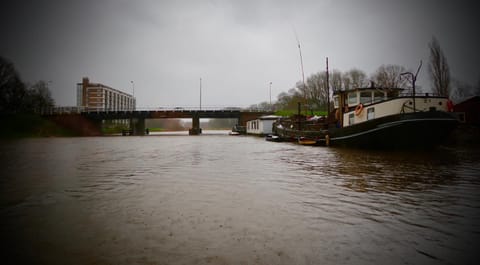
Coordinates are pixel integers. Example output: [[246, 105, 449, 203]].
[[41, 106, 274, 115]]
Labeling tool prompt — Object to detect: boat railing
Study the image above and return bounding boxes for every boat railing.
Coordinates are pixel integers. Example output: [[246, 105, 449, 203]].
[[399, 91, 443, 98]]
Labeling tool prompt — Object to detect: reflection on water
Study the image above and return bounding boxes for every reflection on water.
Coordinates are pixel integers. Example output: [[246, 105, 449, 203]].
[[0, 136, 479, 265]]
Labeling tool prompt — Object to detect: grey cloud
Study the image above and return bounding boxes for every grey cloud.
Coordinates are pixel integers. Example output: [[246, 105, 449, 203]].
[[1, 0, 478, 107]]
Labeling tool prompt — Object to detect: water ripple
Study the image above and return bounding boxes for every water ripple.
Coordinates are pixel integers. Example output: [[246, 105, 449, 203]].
[[1, 136, 479, 264]]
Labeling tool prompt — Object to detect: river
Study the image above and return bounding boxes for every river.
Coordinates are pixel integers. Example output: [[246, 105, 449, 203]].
[[1, 133, 479, 265]]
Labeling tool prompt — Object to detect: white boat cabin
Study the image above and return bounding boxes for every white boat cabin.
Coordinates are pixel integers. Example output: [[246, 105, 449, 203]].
[[333, 88, 450, 127], [246, 115, 281, 135]]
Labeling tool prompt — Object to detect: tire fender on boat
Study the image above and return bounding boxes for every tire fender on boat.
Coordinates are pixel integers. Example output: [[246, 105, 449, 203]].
[[354, 104, 364, 116]]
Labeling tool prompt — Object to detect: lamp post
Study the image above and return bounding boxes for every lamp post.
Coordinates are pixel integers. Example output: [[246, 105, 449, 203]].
[[199, 78, 202, 110], [269, 82, 272, 106], [130, 81, 135, 97], [130, 80, 135, 110], [46, 80, 52, 114]]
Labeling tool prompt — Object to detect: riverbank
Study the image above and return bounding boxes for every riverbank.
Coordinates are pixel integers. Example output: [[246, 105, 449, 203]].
[[0, 114, 78, 138]]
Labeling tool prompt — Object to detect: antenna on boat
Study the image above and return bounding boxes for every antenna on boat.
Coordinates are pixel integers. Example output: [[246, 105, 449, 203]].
[[415, 60, 423, 78], [292, 25, 306, 114], [401, 60, 422, 113], [326, 57, 330, 120]]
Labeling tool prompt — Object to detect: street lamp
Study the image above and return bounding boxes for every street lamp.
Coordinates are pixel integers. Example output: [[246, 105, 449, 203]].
[[130, 81, 135, 110], [269, 82, 272, 105], [130, 81, 135, 97], [200, 77, 202, 110]]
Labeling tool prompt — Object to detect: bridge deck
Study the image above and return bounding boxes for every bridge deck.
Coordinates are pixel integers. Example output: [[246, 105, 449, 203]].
[[43, 109, 273, 120]]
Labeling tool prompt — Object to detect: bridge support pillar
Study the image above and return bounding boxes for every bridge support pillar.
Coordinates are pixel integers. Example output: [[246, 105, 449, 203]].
[[189, 114, 202, 135], [130, 118, 145, 136]]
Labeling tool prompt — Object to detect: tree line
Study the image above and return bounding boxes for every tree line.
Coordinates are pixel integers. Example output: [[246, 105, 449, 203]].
[[0, 56, 54, 115], [252, 37, 479, 112]]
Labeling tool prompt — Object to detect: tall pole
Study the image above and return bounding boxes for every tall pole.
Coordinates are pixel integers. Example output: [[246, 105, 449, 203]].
[[269, 82, 272, 105], [130, 80, 135, 110], [298, 40, 306, 111], [326, 57, 330, 119], [199, 77, 202, 110], [293, 27, 306, 114], [130, 80, 135, 97]]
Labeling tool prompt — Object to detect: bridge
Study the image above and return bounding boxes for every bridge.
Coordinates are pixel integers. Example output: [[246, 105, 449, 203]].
[[43, 107, 273, 136]]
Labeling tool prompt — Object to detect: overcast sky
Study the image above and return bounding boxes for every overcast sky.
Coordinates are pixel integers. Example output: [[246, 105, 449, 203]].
[[1, 0, 479, 108]]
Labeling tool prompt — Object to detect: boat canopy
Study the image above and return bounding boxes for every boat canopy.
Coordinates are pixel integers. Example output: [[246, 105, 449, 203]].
[[333, 87, 404, 108]]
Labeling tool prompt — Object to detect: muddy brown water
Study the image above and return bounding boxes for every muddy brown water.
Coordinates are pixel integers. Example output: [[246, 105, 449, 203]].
[[1, 134, 479, 264]]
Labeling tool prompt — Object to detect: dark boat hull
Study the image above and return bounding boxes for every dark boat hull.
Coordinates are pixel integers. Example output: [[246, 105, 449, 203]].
[[273, 127, 327, 142], [328, 111, 458, 149]]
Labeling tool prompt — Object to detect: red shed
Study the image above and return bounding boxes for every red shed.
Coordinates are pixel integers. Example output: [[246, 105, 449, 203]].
[[453, 96, 480, 125]]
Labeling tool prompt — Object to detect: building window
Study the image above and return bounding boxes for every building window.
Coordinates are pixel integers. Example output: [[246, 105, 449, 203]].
[[348, 113, 355, 125], [76, 84, 83, 107], [367, 108, 375, 120]]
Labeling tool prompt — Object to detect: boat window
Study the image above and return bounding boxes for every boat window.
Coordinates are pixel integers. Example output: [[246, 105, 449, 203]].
[[367, 108, 375, 120], [333, 96, 339, 108], [348, 92, 357, 105], [348, 113, 354, 125], [386, 90, 399, 99], [374, 91, 384, 102], [360, 91, 372, 105]]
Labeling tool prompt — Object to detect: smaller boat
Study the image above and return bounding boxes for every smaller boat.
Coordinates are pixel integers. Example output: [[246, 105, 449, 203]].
[[229, 131, 241, 136], [265, 134, 281, 142], [231, 124, 246, 134], [297, 137, 317, 145]]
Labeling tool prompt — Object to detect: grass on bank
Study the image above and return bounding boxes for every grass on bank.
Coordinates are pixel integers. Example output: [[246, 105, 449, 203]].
[[274, 110, 328, 117], [0, 114, 78, 138]]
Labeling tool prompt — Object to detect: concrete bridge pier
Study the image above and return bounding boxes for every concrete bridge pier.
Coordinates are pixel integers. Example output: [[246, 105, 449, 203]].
[[189, 114, 202, 135], [130, 118, 146, 136]]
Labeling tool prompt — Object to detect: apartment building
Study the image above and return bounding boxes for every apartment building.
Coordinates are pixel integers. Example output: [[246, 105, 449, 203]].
[[76, 77, 135, 111]]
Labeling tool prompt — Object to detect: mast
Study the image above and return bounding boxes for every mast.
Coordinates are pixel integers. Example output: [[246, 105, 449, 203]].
[[199, 77, 202, 110], [293, 27, 306, 114], [326, 57, 330, 120]]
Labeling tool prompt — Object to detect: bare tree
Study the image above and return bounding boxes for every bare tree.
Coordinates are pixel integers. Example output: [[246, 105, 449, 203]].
[[1, 57, 55, 114], [0, 56, 27, 113], [349, 68, 368, 88], [342, 75, 351, 90], [275, 88, 303, 110], [428, 36, 450, 96], [343, 69, 368, 90], [372, 64, 408, 88], [296, 80, 308, 101], [305, 72, 329, 109], [330, 70, 343, 92], [25, 81, 55, 113]]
